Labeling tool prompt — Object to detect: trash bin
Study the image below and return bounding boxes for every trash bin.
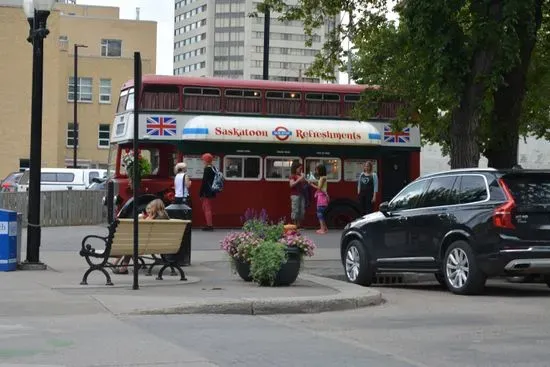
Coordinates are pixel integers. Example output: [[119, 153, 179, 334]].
[[0, 209, 18, 272], [165, 203, 192, 266]]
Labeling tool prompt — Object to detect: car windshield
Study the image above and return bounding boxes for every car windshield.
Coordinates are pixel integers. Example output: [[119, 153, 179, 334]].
[[3, 173, 22, 185]]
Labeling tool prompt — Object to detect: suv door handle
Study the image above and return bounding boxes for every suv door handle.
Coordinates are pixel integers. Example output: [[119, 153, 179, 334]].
[[398, 216, 408, 223], [438, 213, 449, 219]]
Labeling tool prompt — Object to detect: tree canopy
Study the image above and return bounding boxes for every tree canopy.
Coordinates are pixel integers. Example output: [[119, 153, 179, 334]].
[[258, 0, 550, 168]]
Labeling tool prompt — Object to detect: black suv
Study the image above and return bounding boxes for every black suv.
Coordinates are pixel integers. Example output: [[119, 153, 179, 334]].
[[341, 168, 550, 295]]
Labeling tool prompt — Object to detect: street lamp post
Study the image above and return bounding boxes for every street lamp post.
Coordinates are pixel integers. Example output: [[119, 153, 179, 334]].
[[21, 0, 56, 269], [73, 43, 88, 168]]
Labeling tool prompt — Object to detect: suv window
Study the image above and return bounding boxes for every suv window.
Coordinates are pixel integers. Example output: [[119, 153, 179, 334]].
[[390, 180, 428, 211], [419, 176, 458, 208], [457, 175, 488, 204], [502, 173, 550, 205]]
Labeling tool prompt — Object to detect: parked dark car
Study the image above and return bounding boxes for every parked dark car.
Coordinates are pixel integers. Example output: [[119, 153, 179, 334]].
[[1, 172, 23, 192], [341, 168, 550, 295]]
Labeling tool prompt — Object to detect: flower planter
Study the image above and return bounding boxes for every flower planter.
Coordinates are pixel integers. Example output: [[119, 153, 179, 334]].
[[234, 247, 301, 286], [234, 258, 253, 282], [271, 246, 301, 286]]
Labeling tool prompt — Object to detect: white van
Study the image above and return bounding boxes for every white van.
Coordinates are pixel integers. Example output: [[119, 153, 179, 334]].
[[17, 168, 107, 192]]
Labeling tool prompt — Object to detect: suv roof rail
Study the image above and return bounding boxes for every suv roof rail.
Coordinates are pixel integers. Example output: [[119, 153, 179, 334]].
[[422, 168, 497, 178]]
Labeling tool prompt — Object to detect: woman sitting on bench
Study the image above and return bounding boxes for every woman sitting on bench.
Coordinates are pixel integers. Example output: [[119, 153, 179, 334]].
[[113, 199, 170, 274]]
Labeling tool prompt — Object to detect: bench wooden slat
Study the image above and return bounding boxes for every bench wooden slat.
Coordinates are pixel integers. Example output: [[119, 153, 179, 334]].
[[110, 219, 190, 257]]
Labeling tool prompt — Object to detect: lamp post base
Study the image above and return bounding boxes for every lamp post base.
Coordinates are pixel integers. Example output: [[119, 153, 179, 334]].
[[18, 261, 47, 271]]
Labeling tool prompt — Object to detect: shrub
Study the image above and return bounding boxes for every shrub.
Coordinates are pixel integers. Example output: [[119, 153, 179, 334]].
[[250, 241, 287, 286]]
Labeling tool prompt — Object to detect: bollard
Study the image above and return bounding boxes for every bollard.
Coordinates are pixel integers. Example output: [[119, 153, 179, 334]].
[[0, 210, 18, 272], [16, 213, 22, 265], [107, 180, 114, 224]]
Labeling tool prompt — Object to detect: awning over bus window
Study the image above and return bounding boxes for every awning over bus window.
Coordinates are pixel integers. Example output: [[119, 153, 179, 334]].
[[181, 115, 382, 146]]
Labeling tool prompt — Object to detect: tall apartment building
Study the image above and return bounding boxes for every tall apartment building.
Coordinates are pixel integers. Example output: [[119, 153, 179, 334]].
[[0, 1, 156, 176], [173, 0, 337, 82]]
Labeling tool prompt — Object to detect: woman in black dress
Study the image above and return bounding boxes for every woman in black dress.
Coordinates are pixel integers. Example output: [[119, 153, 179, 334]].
[[357, 161, 378, 215]]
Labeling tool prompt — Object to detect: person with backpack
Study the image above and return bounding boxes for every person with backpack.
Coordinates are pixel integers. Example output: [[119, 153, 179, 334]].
[[199, 153, 224, 231], [174, 162, 191, 206]]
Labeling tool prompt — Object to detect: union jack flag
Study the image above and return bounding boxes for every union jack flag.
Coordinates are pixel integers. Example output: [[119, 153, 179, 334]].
[[384, 125, 410, 143], [146, 116, 177, 136]]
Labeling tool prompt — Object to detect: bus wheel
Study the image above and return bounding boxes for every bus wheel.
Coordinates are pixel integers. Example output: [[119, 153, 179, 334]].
[[325, 204, 360, 229]]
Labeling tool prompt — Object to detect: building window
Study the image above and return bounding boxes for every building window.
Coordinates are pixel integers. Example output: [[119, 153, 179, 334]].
[[66, 123, 78, 147], [98, 124, 110, 148], [99, 79, 112, 103], [101, 39, 122, 57], [68, 77, 93, 102]]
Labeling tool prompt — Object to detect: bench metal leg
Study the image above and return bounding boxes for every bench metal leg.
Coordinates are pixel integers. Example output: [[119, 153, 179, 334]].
[[157, 264, 187, 281], [80, 266, 114, 286]]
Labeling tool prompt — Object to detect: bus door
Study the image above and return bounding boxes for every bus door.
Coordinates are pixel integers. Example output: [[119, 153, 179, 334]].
[[381, 153, 410, 202]]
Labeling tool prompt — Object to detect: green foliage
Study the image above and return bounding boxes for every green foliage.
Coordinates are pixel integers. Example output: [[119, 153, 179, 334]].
[[242, 220, 284, 242], [258, 0, 550, 167], [250, 241, 287, 286]]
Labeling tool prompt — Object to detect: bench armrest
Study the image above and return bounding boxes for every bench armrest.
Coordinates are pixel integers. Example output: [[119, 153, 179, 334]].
[[80, 235, 110, 258]]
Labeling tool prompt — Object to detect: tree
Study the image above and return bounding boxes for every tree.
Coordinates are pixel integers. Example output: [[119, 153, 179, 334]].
[[258, 0, 549, 168]]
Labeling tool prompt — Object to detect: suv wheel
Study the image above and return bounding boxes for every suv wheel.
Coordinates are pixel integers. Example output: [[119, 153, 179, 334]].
[[344, 240, 374, 286], [443, 240, 486, 295]]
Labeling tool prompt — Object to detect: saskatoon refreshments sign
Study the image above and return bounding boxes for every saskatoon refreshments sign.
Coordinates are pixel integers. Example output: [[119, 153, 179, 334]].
[[210, 126, 373, 145], [179, 116, 383, 146]]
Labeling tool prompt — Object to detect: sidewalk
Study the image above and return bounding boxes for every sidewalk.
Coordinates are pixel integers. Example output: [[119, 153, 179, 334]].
[[0, 249, 382, 318]]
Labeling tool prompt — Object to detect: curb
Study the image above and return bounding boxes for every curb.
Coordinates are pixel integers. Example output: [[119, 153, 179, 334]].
[[128, 273, 383, 316]]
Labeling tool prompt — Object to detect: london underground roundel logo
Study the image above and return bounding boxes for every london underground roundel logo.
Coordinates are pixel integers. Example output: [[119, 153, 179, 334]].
[[272, 126, 292, 141]]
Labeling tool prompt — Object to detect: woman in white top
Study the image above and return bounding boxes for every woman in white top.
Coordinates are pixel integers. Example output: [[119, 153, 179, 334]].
[[174, 162, 192, 206]]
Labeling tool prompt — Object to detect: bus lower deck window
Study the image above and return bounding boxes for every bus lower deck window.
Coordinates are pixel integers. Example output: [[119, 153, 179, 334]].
[[224, 156, 261, 180]]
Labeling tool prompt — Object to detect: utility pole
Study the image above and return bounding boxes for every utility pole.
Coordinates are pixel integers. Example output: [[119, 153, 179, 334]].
[[73, 44, 87, 168], [262, 7, 270, 80]]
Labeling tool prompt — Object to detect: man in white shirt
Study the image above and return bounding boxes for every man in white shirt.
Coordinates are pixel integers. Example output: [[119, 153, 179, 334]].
[[174, 162, 192, 206]]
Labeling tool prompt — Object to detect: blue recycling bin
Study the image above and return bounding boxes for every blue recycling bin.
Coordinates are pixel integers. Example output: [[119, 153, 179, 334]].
[[0, 210, 17, 272]]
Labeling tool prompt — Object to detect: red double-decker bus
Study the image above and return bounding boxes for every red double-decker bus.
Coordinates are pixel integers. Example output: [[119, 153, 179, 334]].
[[109, 75, 421, 228]]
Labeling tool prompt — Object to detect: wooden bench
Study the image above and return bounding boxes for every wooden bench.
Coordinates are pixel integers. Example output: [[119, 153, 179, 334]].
[[79, 218, 191, 286]]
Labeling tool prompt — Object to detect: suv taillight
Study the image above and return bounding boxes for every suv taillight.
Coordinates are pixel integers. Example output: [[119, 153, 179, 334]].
[[493, 178, 516, 229]]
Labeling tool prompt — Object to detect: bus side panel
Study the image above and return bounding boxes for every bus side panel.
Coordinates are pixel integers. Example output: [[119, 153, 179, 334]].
[[409, 150, 421, 181], [187, 179, 360, 228]]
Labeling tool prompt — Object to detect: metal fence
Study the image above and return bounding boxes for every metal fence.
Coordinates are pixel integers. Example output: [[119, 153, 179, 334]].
[[0, 191, 106, 227]]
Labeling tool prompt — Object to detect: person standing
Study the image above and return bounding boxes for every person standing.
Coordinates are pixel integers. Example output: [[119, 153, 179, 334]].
[[174, 162, 191, 206], [289, 161, 306, 228], [310, 163, 329, 234], [199, 153, 216, 231], [357, 161, 378, 215]]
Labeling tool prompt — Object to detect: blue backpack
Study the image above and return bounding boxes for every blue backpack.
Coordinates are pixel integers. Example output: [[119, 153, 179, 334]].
[[211, 166, 224, 193]]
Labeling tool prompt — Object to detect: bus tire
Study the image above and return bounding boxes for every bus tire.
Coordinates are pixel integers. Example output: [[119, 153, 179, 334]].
[[325, 201, 361, 229]]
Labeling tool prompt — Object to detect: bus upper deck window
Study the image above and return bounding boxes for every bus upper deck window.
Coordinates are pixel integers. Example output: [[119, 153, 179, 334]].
[[141, 85, 180, 110], [266, 91, 301, 115], [183, 87, 221, 111]]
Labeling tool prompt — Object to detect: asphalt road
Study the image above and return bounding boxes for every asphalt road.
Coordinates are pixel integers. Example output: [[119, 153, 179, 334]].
[[2, 280, 549, 367], [7, 225, 550, 366]]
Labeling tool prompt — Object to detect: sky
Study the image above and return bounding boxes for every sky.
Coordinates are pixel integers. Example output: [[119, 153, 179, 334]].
[[80, 0, 174, 75]]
